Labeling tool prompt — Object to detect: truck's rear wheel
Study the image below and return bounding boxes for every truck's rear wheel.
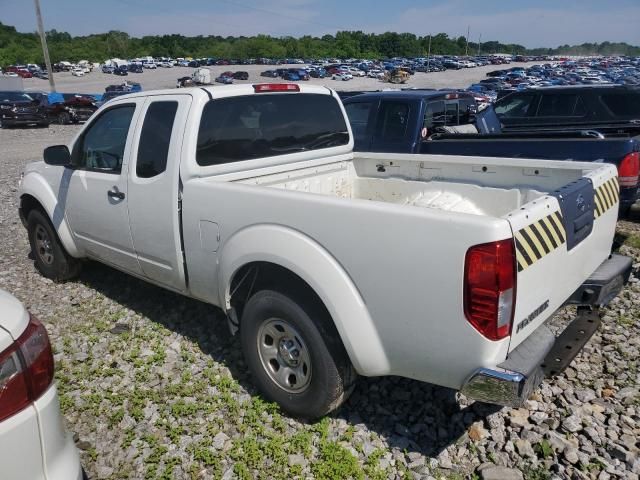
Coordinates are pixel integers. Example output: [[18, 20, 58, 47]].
[[240, 289, 356, 419], [27, 209, 81, 282]]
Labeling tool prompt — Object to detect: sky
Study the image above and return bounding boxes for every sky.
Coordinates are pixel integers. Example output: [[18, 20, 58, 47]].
[[1, 0, 639, 48]]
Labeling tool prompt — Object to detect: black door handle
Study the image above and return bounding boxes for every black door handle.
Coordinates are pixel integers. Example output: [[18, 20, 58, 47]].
[[107, 189, 125, 200]]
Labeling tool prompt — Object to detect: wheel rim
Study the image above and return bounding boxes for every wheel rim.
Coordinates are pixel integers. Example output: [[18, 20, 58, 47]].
[[34, 224, 54, 265], [256, 318, 312, 393]]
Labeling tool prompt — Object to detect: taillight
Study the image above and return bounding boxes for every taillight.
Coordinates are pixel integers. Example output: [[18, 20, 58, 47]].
[[618, 152, 639, 187], [464, 239, 516, 341], [0, 315, 54, 422], [253, 83, 300, 93]]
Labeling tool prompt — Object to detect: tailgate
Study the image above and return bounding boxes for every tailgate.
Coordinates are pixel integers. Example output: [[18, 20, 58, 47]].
[[506, 163, 619, 351]]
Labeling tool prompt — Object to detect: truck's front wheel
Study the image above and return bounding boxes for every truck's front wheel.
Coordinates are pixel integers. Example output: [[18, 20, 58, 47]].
[[240, 289, 356, 419], [27, 209, 81, 282]]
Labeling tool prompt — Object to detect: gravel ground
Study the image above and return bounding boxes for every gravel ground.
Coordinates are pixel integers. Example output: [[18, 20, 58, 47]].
[[1, 124, 639, 480], [19, 61, 535, 94]]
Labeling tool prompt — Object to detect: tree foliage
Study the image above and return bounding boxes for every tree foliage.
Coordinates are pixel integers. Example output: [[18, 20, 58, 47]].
[[0, 22, 638, 66]]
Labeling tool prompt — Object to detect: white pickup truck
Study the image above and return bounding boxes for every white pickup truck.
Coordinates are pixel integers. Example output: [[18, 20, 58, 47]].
[[18, 83, 631, 418]]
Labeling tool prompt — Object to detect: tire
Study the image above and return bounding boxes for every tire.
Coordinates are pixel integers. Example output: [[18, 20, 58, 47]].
[[240, 289, 356, 419], [27, 209, 81, 282], [57, 111, 70, 125]]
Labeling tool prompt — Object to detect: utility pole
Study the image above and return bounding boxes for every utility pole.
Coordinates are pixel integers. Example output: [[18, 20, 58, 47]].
[[426, 34, 431, 72], [464, 25, 470, 56], [34, 0, 56, 92], [477, 33, 482, 56]]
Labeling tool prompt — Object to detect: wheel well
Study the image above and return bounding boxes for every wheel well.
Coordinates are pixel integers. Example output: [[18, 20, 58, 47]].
[[230, 262, 323, 315], [229, 262, 347, 354], [20, 194, 46, 221]]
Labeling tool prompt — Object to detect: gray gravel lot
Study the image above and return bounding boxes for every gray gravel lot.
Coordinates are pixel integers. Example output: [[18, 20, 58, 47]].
[[1, 118, 639, 477], [20, 62, 534, 94]]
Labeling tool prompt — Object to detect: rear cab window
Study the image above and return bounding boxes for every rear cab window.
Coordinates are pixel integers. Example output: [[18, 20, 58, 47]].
[[196, 93, 349, 166]]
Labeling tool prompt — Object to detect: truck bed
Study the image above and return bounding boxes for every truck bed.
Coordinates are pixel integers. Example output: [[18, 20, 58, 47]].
[[238, 153, 593, 219], [224, 152, 618, 356], [420, 133, 640, 211]]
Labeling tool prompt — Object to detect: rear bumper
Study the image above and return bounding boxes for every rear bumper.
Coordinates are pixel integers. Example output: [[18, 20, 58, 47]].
[[620, 186, 638, 211], [461, 253, 631, 407]]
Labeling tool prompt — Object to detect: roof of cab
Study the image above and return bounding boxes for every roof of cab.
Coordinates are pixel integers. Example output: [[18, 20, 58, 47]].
[[109, 83, 336, 102], [342, 89, 474, 102]]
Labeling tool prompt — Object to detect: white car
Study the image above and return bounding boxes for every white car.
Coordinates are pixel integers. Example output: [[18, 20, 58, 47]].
[[0, 290, 83, 480], [159, 61, 173, 68], [143, 62, 157, 69], [332, 72, 352, 81], [348, 68, 366, 77], [367, 69, 383, 78], [71, 68, 84, 77]]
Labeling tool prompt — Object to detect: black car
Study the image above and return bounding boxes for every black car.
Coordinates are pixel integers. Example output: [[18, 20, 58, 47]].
[[188, 60, 200, 68], [260, 70, 278, 78], [128, 64, 143, 73], [114, 66, 129, 76], [233, 71, 249, 80], [0, 91, 49, 128], [490, 84, 640, 132]]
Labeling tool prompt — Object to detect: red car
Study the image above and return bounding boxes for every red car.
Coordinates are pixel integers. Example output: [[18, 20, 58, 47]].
[[16, 69, 33, 78]]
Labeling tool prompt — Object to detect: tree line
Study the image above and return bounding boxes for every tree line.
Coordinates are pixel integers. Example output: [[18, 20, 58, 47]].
[[1, 22, 638, 66]]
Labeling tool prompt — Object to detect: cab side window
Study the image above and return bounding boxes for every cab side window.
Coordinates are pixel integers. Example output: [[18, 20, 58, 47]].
[[376, 101, 410, 141], [136, 101, 178, 178], [73, 105, 135, 173], [536, 94, 584, 117], [344, 101, 374, 143], [494, 93, 537, 118]]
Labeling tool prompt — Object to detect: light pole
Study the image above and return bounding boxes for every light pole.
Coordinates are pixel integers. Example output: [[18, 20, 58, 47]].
[[34, 0, 56, 92]]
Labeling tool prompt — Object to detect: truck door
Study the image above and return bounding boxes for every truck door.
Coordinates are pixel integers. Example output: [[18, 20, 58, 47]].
[[127, 94, 192, 291], [63, 100, 142, 274]]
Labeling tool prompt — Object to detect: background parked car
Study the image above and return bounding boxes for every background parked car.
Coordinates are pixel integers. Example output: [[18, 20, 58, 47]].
[[0, 91, 49, 128], [114, 66, 129, 76], [233, 71, 249, 80], [333, 72, 352, 81], [215, 74, 233, 84]]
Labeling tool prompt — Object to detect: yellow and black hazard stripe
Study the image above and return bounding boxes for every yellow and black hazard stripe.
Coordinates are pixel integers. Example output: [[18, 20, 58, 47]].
[[515, 211, 566, 272], [594, 177, 619, 218]]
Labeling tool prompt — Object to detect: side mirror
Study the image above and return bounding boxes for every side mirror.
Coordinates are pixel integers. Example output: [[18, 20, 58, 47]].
[[43, 145, 71, 166]]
